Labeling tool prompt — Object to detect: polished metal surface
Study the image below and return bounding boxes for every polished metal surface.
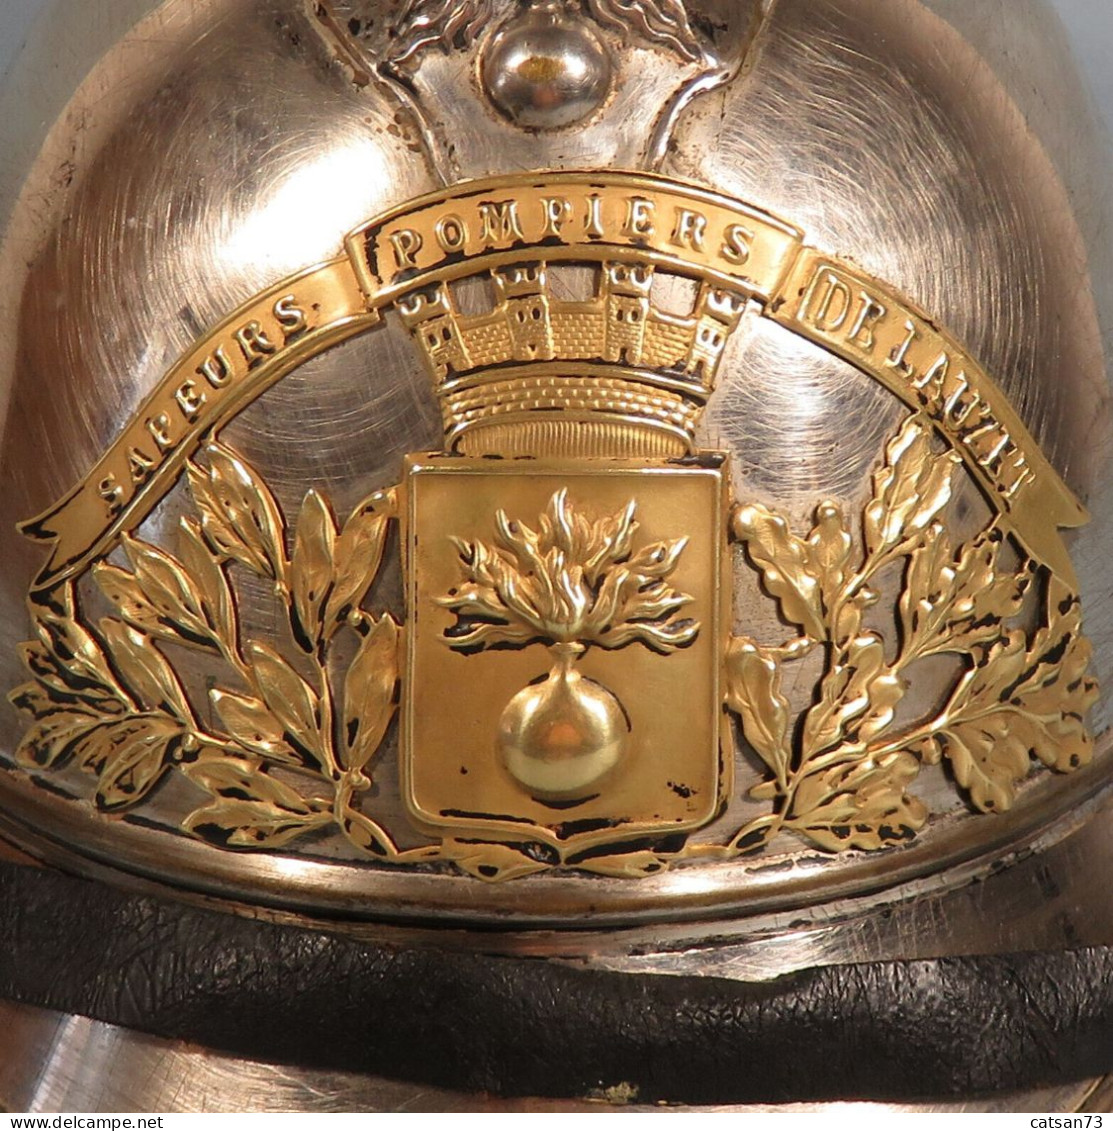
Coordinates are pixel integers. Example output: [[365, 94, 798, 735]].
[[481, 2, 615, 130], [0, 999, 1103, 1113], [0, 0, 1112, 1114], [0, 0, 1110, 940]]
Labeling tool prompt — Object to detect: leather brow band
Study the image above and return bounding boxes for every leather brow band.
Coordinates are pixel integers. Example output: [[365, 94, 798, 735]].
[[1, 861, 1110, 1104]]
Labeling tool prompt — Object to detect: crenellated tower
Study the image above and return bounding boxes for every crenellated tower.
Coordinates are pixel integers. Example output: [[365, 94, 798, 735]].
[[399, 260, 748, 458]]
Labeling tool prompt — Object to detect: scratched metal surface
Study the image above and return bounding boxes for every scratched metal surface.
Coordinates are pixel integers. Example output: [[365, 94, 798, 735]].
[[0, 0, 1111, 1115], [0, 0, 1109, 936], [0, 1000, 1103, 1113], [0, 2, 1106, 118]]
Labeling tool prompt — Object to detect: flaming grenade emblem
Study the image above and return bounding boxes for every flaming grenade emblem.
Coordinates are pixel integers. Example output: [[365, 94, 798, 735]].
[[439, 489, 698, 800]]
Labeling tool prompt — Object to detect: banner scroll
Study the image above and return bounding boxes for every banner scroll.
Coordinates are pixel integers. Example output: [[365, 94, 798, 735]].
[[21, 171, 1087, 590]]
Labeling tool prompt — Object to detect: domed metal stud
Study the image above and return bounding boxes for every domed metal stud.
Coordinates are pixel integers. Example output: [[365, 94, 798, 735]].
[[479, 1, 613, 130]]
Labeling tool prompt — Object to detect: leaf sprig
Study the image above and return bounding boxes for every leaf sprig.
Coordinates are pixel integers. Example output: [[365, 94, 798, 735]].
[[725, 414, 1098, 855], [11, 440, 409, 860]]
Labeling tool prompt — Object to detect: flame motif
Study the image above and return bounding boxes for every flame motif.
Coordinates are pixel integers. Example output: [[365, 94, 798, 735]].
[[386, 0, 704, 68], [439, 490, 699, 653], [585, 0, 702, 62]]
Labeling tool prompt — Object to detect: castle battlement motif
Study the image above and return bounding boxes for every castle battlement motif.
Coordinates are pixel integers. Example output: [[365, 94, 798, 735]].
[[397, 260, 748, 454]]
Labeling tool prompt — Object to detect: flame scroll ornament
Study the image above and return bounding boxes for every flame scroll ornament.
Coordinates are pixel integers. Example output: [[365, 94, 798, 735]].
[[10, 415, 1098, 879]]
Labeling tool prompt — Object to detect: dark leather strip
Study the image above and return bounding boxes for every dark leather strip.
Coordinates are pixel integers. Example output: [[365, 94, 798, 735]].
[[1, 861, 1111, 1104]]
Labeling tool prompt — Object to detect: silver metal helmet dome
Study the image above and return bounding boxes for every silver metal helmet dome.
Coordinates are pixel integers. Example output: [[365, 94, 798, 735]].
[[0, 0, 1111, 1112]]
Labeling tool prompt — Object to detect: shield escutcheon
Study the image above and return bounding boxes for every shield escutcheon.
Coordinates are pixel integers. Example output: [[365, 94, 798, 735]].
[[401, 453, 733, 861]]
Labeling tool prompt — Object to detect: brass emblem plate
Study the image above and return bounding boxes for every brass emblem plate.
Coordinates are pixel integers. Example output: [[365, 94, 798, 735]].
[[5, 169, 1101, 887], [402, 456, 731, 859]]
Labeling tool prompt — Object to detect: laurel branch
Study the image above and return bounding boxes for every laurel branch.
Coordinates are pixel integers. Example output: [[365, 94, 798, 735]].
[[8, 440, 438, 864]]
